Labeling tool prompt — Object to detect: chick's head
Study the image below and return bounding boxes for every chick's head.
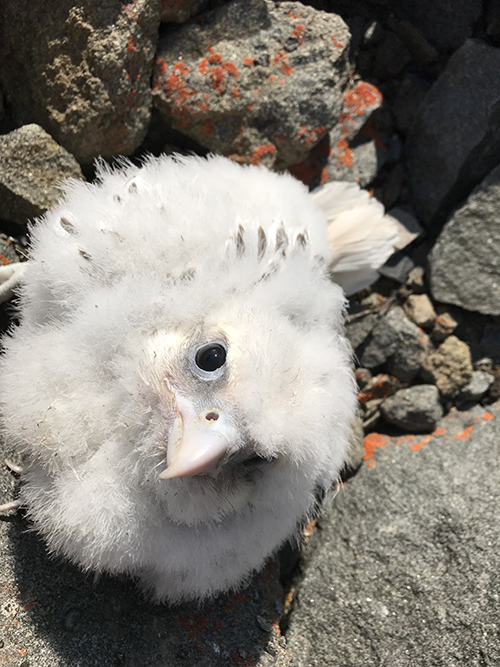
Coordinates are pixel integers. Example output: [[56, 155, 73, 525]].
[[87, 229, 357, 529]]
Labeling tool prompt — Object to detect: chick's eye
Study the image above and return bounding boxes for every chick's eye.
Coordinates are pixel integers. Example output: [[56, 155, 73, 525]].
[[195, 343, 227, 372]]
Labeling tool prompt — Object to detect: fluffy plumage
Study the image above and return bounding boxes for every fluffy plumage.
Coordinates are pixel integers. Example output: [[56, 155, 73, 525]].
[[0, 155, 394, 603]]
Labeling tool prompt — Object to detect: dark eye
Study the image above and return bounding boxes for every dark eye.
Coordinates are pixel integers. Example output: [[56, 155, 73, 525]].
[[195, 343, 227, 372]]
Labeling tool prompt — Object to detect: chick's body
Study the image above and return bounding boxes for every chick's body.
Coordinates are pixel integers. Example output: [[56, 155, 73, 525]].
[[0, 156, 356, 602]]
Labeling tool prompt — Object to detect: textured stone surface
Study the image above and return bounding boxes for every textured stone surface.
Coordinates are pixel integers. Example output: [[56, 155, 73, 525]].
[[286, 403, 500, 667], [405, 39, 500, 227], [421, 335, 473, 397], [0, 125, 84, 226], [360, 307, 428, 382], [153, 0, 350, 168], [458, 370, 495, 403], [404, 293, 436, 329], [290, 82, 384, 188], [429, 163, 500, 315], [0, 0, 162, 163], [393, 0, 482, 53], [381, 384, 443, 432]]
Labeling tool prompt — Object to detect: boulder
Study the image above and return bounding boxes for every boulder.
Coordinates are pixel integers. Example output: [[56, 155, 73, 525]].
[[153, 0, 350, 169]]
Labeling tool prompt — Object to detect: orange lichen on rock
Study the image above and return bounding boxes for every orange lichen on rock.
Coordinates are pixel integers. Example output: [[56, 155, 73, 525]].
[[482, 411, 494, 420], [335, 137, 354, 167], [410, 435, 431, 451], [280, 62, 294, 76], [0, 255, 10, 265], [291, 23, 305, 45], [242, 56, 254, 66], [332, 35, 343, 48], [127, 37, 136, 53], [343, 82, 382, 116], [363, 432, 388, 461], [251, 143, 276, 165], [455, 425, 474, 440]]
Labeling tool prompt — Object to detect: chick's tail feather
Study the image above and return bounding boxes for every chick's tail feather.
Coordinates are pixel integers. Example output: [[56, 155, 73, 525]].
[[311, 181, 399, 296]]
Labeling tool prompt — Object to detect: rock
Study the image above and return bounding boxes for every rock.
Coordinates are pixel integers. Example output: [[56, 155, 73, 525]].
[[289, 133, 380, 189], [392, 74, 430, 135], [360, 398, 383, 431], [421, 335, 473, 397], [357, 373, 400, 403], [480, 325, 500, 363], [288, 82, 390, 188], [404, 293, 437, 329], [429, 163, 500, 316], [387, 206, 423, 251], [458, 371, 495, 403], [355, 368, 372, 391], [0, 236, 22, 265], [385, 18, 440, 67], [153, 0, 351, 169], [0, 125, 84, 226], [161, 0, 207, 22], [370, 29, 411, 79], [286, 403, 500, 666], [406, 265, 426, 293], [0, 0, 161, 163], [381, 384, 443, 432], [431, 311, 458, 343], [360, 307, 429, 382], [405, 39, 500, 228], [345, 312, 378, 352], [377, 251, 414, 283], [393, 0, 482, 53]]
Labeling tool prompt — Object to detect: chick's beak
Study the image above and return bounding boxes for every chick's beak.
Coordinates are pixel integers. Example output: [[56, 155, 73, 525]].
[[159, 391, 238, 480]]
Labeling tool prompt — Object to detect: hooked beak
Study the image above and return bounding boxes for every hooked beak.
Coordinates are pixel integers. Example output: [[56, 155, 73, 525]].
[[159, 389, 238, 480]]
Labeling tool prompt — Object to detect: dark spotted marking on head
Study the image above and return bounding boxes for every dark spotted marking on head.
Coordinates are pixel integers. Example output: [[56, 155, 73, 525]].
[[257, 226, 267, 259], [59, 217, 75, 234], [78, 249, 92, 261], [235, 224, 245, 257], [275, 226, 288, 254]]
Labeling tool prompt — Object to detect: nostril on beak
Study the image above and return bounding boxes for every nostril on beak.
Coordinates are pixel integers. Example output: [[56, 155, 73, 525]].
[[205, 411, 219, 422]]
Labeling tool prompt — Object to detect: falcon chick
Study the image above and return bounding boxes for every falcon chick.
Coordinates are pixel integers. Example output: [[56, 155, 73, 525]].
[[0, 155, 394, 602]]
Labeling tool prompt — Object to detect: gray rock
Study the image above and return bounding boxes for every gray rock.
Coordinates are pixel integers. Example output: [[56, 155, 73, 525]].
[[458, 370, 495, 403], [421, 335, 473, 397], [387, 206, 423, 251], [289, 80, 384, 188], [153, 0, 351, 169], [481, 326, 500, 363], [0, 125, 84, 226], [286, 402, 500, 666], [392, 74, 430, 135], [405, 39, 500, 228], [378, 251, 415, 283], [381, 384, 443, 432], [429, 162, 500, 315], [345, 312, 378, 352], [0, 0, 161, 163], [431, 311, 458, 343], [394, 0, 482, 53], [404, 293, 436, 329], [360, 306, 428, 382]]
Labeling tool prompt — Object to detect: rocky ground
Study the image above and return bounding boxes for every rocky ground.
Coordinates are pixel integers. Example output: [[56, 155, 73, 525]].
[[0, 0, 499, 665]]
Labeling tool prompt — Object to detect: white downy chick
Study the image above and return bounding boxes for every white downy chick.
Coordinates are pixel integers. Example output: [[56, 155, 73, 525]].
[[0, 155, 395, 603]]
